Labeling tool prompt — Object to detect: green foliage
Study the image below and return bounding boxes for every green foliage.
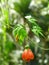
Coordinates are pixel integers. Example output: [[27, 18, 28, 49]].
[[14, 0, 31, 16], [13, 24, 27, 45], [25, 15, 43, 37], [32, 26, 43, 36]]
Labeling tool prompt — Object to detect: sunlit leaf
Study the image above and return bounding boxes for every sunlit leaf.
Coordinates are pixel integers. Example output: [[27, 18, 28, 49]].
[[13, 24, 27, 45]]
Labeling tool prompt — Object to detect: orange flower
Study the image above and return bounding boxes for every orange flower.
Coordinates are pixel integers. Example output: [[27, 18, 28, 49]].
[[22, 49, 34, 62]]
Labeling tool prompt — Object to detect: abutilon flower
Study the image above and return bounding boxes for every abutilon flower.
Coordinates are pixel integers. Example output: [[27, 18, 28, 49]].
[[22, 49, 34, 62]]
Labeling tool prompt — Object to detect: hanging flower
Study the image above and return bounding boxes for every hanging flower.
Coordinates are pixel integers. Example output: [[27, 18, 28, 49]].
[[22, 49, 34, 62]]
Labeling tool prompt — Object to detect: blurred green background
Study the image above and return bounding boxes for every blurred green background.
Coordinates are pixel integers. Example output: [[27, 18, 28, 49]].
[[0, 0, 49, 65]]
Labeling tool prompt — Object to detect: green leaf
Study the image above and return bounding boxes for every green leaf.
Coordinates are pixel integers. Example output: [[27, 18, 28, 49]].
[[25, 15, 44, 37], [13, 24, 27, 45], [14, 0, 31, 16], [32, 25, 43, 36], [25, 15, 37, 25], [14, 2, 22, 14]]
